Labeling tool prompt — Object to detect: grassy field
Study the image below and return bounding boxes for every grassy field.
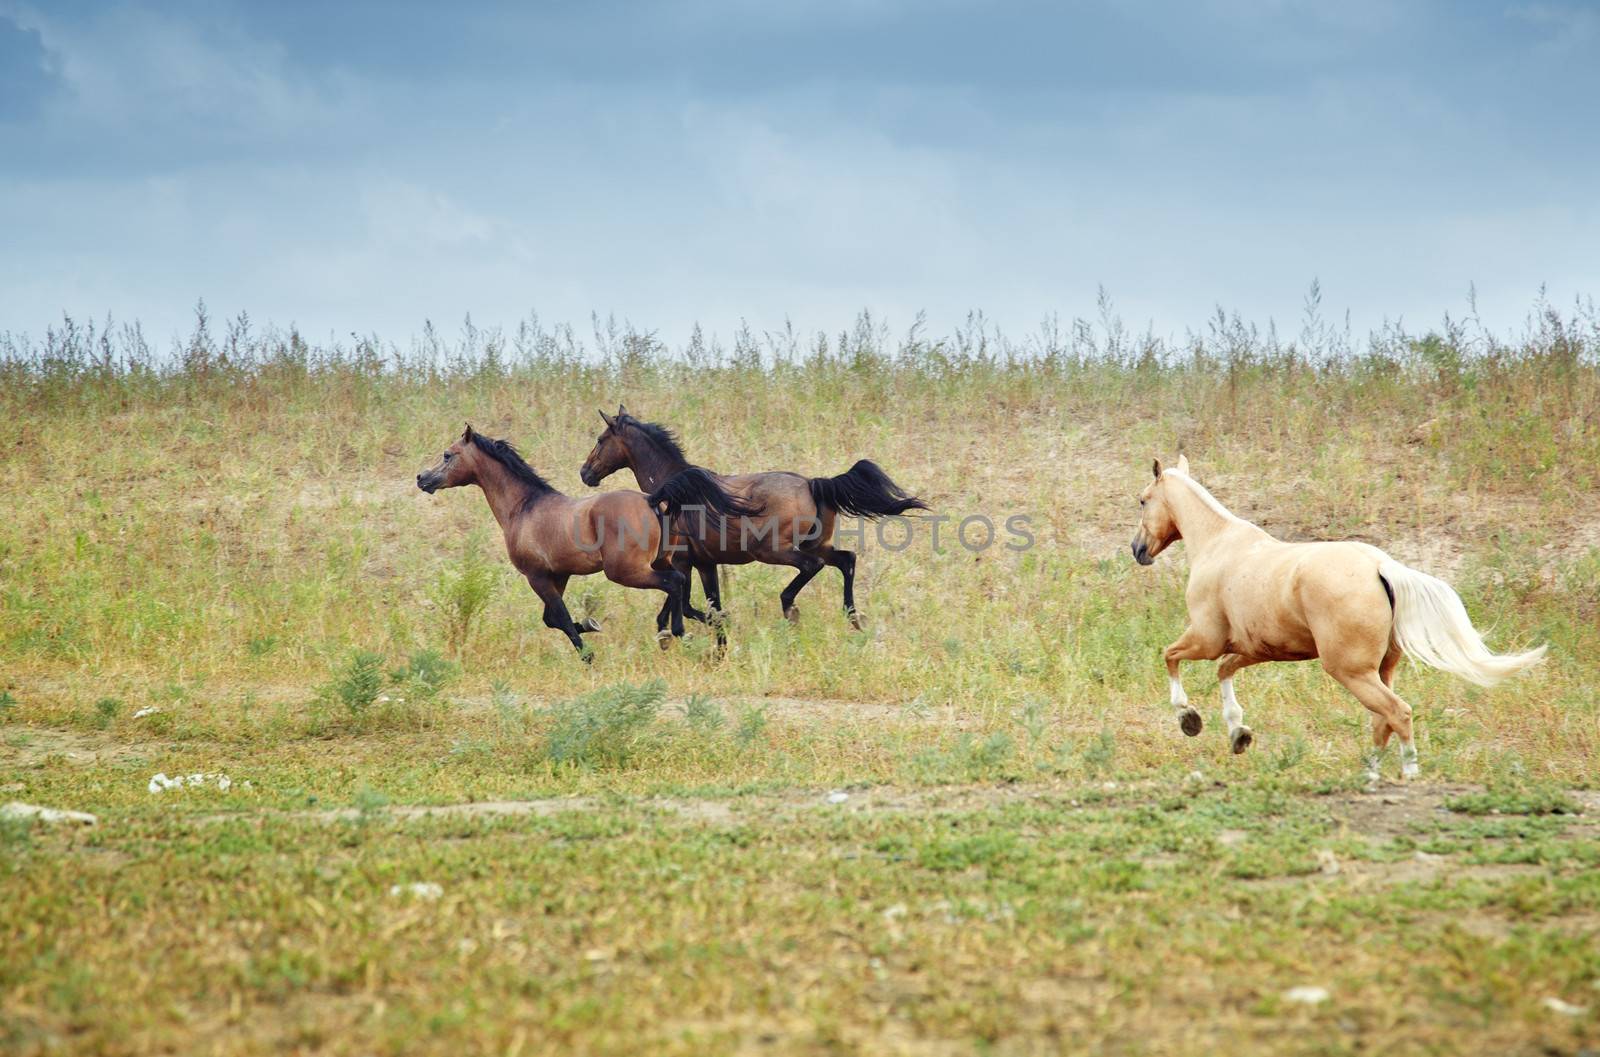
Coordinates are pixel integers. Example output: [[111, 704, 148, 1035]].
[[3, 304, 1600, 1055]]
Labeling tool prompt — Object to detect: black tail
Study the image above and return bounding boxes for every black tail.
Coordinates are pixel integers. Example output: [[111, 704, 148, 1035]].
[[648, 467, 762, 520], [809, 460, 928, 519]]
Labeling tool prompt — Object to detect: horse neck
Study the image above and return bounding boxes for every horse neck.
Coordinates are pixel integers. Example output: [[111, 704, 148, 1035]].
[[624, 431, 690, 492], [474, 457, 547, 532], [1165, 475, 1244, 554]]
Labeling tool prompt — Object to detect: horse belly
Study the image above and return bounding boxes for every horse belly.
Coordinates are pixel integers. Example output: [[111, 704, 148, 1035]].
[[1218, 575, 1319, 661]]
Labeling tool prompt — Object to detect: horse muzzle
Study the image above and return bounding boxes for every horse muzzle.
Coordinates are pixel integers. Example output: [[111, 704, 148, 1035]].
[[416, 473, 441, 494], [578, 466, 599, 487], [1131, 537, 1154, 566]]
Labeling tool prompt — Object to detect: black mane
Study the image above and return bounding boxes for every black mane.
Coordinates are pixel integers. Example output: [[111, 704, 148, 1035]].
[[620, 415, 692, 467], [469, 433, 556, 499]]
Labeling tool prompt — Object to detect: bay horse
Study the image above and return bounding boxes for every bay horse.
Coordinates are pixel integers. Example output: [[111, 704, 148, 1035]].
[[416, 425, 756, 657], [579, 406, 926, 636], [1130, 454, 1545, 781]]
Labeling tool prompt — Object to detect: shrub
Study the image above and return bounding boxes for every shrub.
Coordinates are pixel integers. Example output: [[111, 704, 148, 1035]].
[[541, 680, 665, 769], [430, 531, 499, 654]]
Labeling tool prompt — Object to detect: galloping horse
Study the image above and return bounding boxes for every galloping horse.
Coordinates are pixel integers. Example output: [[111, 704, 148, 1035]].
[[417, 426, 756, 657], [579, 406, 927, 635], [1130, 454, 1545, 780]]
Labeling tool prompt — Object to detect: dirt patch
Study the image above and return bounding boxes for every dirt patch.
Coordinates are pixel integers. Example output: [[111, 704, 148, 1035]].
[[1, 726, 153, 768], [1320, 784, 1476, 839]]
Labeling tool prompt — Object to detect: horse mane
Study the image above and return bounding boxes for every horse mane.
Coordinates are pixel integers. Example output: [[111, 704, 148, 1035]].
[[1166, 469, 1240, 522], [468, 433, 556, 500], [620, 415, 692, 466]]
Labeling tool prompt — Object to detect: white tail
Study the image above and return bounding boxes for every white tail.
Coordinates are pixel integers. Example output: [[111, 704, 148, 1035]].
[[1378, 559, 1546, 687]]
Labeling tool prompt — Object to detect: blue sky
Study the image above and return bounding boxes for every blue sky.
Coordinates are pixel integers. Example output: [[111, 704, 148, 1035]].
[[2, 0, 1597, 348]]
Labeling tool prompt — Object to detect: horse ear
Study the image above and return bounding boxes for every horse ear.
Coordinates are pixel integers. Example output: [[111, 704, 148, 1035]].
[[462, 423, 475, 442], [617, 403, 628, 418], [598, 409, 615, 428], [1176, 453, 1190, 475], [1152, 458, 1163, 479]]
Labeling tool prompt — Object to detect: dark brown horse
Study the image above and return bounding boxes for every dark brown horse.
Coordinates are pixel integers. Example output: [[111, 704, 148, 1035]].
[[417, 425, 755, 657], [579, 406, 926, 635]]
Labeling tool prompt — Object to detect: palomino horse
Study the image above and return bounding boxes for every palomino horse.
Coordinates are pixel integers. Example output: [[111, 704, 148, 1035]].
[[417, 426, 756, 657], [1130, 455, 1545, 780], [579, 406, 927, 635]]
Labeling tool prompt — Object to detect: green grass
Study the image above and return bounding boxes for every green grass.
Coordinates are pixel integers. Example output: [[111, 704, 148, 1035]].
[[3, 303, 1600, 1054]]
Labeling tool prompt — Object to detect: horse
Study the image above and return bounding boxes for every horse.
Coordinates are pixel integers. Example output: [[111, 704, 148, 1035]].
[[416, 425, 757, 657], [1130, 454, 1546, 781], [578, 405, 927, 636]]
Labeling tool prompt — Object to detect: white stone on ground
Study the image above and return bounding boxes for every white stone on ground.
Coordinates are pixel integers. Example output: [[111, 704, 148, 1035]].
[[1283, 986, 1330, 1006], [390, 882, 444, 900], [1541, 996, 1588, 1016], [1, 801, 97, 826]]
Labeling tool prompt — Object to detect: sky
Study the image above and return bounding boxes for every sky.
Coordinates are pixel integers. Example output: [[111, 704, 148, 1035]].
[[2, 0, 1597, 350]]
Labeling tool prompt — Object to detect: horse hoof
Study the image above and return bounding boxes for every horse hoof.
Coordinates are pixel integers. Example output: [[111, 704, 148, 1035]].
[[1179, 709, 1203, 737], [784, 606, 800, 624], [1230, 726, 1254, 755], [656, 631, 673, 651], [1402, 763, 1421, 780], [846, 608, 863, 631], [579, 617, 602, 633]]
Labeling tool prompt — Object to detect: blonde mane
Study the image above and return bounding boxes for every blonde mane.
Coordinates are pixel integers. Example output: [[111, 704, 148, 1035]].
[[1165, 469, 1241, 523]]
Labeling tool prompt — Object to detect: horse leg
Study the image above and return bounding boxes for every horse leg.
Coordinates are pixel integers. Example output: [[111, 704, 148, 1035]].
[[698, 563, 728, 649], [1327, 666, 1418, 782], [1216, 654, 1266, 755], [1364, 643, 1404, 764], [658, 555, 709, 633], [612, 563, 688, 647], [1164, 625, 1223, 737], [528, 574, 590, 660], [814, 545, 861, 629], [777, 551, 827, 623]]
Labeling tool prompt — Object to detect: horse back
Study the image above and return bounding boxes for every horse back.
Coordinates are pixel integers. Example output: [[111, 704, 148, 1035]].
[[516, 492, 660, 575], [680, 470, 824, 562]]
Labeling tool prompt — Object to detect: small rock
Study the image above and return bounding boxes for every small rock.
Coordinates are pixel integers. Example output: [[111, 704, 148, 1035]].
[[1102, 781, 1119, 791], [147, 772, 241, 794], [882, 903, 908, 921], [1, 801, 97, 826], [1316, 849, 1340, 876], [1186, 770, 1205, 784], [389, 882, 443, 900], [132, 706, 159, 719], [826, 791, 849, 804], [1542, 996, 1588, 1017], [1283, 985, 1330, 1006]]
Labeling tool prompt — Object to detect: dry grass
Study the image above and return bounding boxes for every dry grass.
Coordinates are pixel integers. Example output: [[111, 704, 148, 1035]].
[[2, 302, 1599, 1055]]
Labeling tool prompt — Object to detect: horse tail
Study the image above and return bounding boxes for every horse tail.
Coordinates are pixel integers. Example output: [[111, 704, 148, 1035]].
[[1377, 559, 1546, 687], [647, 467, 761, 520], [809, 460, 928, 519]]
